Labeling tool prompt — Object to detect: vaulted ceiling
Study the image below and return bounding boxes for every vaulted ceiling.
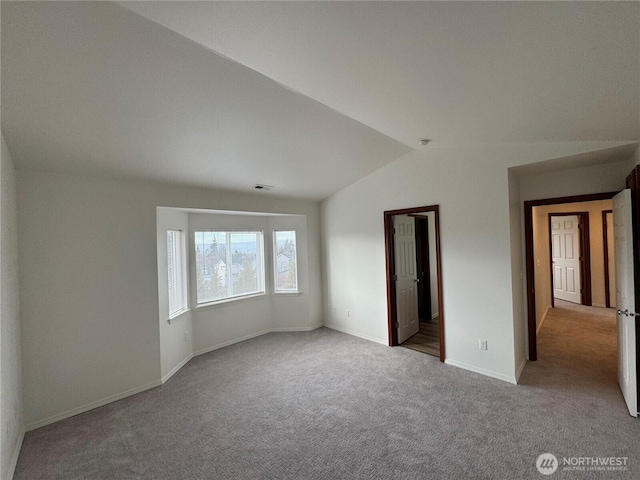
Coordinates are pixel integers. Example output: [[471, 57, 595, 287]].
[[2, 1, 639, 200]]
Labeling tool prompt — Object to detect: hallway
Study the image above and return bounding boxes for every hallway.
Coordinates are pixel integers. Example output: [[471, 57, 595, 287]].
[[520, 299, 621, 403]]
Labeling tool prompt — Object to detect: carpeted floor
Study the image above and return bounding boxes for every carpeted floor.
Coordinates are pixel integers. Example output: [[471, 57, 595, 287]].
[[14, 302, 639, 479]]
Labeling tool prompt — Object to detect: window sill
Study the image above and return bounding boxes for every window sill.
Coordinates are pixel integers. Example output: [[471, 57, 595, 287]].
[[196, 292, 266, 311], [168, 309, 191, 324], [273, 291, 301, 297]]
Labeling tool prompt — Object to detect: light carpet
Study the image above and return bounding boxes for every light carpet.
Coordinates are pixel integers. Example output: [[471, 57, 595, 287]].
[[14, 303, 639, 479]]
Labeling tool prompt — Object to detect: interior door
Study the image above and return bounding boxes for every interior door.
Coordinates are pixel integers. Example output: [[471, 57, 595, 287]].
[[394, 215, 419, 343], [613, 189, 637, 417], [552, 215, 582, 304]]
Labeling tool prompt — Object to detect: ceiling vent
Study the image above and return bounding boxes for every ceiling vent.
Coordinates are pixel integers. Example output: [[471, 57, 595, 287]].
[[254, 184, 274, 191]]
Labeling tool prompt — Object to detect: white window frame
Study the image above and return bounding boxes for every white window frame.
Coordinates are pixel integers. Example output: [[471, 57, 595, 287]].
[[167, 230, 188, 320], [273, 230, 299, 293], [194, 230, 265, 307]]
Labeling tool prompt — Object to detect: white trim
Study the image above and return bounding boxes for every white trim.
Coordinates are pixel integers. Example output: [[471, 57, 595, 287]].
[[536, 305, 551, 335], [270, 324, 322, 332], [324, 323, 387, 345], [515, 357, 528, 383], [193, 329, 272, 356], [5, 428, 25, 480], [25, 380, 161, 432], [444, 359, 518, 385], [161, 354, 194, 384], [194, 325, 323, 357]]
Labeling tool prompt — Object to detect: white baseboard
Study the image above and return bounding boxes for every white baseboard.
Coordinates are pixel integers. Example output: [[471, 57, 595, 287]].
[[25, 380, 162, 432], [515, 357, 527, 384], [26, 327, 326, 432], [4, 428, 25, 480], [193, 329, 272, 357], [536, 305, 551, 335], [194, 325, 324, 357], [323, 323, 387, 346], [432, 311, 439, 320], [270, 324, 323, 332], [445, 359, 518, 385], [161, 354, 194, 384]]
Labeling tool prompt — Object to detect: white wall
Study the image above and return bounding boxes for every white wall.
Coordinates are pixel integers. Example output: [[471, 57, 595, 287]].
[[518, 160, 635, 203], [156, 208, 192, 382], [508, 169, 527, 380], [1, 135, 23, 480], [268, 215, 317, 331], [322, 141, 634, 383], [18, 170, 322, 429]]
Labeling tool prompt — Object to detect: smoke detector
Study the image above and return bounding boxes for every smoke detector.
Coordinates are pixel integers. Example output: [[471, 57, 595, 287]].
[[418, 138, 432, 146], [254, 184, 274, 191]]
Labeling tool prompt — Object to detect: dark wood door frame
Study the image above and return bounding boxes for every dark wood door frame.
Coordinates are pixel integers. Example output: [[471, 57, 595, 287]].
[[548, 212, 592, 308], [525, 192, 618, 361], [602, 210, 614, 308], [384, 205, 445, 362]]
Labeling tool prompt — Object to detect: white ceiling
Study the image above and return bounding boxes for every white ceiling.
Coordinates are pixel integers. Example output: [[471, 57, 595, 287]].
[[1, 1, 409, 200], [120, 0, 640, 147], [2, 1, 639, 200]]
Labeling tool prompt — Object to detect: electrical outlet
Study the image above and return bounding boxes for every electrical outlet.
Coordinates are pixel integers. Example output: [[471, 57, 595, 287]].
[[184, 331, 189, 342], [346, 309, 350, 317], [479, 340, 488, 350]]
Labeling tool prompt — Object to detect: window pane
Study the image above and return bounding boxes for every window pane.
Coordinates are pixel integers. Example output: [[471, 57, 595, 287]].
[[230, 232, 259, 296], [167, 230, 186, 317], [274, 231, 298, 291], [195, 231, 264, 304], [194, 231, 226, 304]]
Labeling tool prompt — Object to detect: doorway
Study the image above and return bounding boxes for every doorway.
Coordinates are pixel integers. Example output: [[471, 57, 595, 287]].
[[524, 192, 617, 360], [384, 205, 445, 361]]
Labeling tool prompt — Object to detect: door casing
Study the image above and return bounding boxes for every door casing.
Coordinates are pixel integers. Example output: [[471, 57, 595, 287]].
[[384, 205, 445, 362]]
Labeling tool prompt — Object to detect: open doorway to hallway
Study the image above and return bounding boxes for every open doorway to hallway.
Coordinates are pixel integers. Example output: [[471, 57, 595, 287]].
[[532, 198, 613, 335], [525, 192, 618, 360], [524, 188, 639, 417]]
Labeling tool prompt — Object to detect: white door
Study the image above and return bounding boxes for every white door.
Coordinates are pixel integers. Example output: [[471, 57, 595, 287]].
[[552, 215, 582, 304], [394, 215, 419, 344], [613, 189, 637, 417]]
